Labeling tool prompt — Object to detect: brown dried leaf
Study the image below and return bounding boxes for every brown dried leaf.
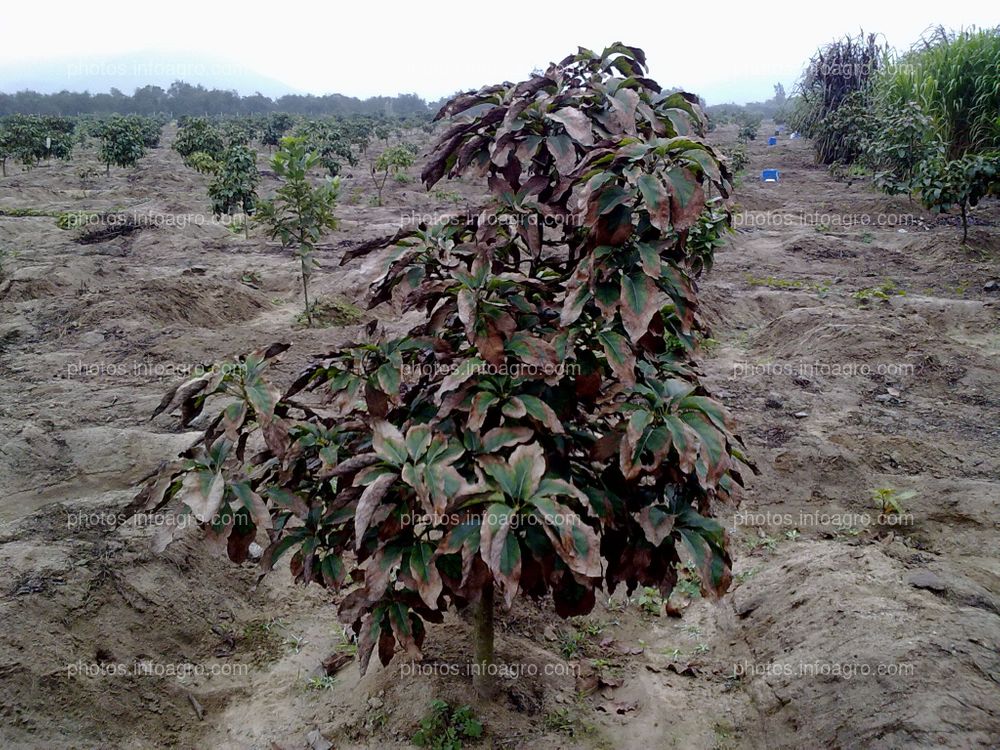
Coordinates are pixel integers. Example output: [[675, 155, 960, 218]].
[[354, 474, 395, 548]]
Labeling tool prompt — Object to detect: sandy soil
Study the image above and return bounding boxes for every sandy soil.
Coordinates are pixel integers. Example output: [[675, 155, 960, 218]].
[[0, 123, 997, 749]]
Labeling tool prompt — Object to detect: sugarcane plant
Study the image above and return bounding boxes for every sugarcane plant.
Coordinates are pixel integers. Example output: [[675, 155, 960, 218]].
[[133, 43, 753, 701], [791, 32, 887, 165], [866, 27, 1000, 241]]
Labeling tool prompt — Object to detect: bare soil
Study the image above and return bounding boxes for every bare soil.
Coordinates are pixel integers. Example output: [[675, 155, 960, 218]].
[[1, 124, 997, 749]]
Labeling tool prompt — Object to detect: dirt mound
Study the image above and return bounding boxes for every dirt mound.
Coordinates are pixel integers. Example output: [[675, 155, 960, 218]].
[[779, 232, 860, 260], [0, 426, 202, 520], [0, 499, 264, 750], [747, 304, 924, 363], [0, 266, 75, 303], [75, 277, 270, 328], [728, 540, 1000, 749], [700, 286, 825, 332]]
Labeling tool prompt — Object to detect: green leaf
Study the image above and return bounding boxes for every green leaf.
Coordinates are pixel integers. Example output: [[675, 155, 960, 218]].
[[596, 185, 632, 215], [620, 272, 663, 343], [677, 524, 729, 596], [529, 497, 601, 578], [267, 487, 310, 519], [320, 554, 347, 588], [372, 420, 408, 465], [517, 394, 565, 434], [636, 242, 661, 277], [244, 377, 279, 420], [409, 542, 442, 608], [387, 602, 420, 658], [439, 520, 482, 554], [680, 411, 729, 487], [405, 424, 433, 461], [480, 443, 545, 500], [376, 363, 401, 396], [179, 470, 225, 523], [498, 531, 521, 578], [679, 395, 731, 433], [594, 277, 621, 317], [637, 173, 670, 231], [230, 481, 271, 530], [597, 329, 635, 386], [480, 426, 534, 453]]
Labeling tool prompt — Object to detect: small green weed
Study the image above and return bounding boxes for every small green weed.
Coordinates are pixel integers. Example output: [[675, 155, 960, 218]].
[[412, 700, 483, 750], [853, 280, 905, 301], [871, 487, 916, 517], [295, 296, 365, 327]]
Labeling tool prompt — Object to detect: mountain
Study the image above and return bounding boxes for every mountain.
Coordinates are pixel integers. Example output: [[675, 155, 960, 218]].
[[0, 51, 298, 97]]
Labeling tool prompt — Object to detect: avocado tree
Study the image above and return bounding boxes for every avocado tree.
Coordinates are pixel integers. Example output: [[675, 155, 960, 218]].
[[262, 113, 294, 151], [296, 119, 356, 177], [0, 114, 74, 173], [134, 44, 751, 701], [255, 136, 339, 324], [221, 118, 258, 147], [737, 118, 760, 143], [725, 143, 750, 174], [95, 115, 147, 174], [863, 100, 934, 197], [0, 123, 13, 176], [174, 117, 226, 165], [346, 117, 374, 155], [207, 144, 261, 239], [914, 149, 1000, 243], [370, 144, 415, 205], [132, 115, 165, 148], [39, 116, 77, 161]]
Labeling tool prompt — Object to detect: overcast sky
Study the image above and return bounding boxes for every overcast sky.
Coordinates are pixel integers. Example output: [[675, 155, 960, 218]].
[[0, 0, 996, 104]]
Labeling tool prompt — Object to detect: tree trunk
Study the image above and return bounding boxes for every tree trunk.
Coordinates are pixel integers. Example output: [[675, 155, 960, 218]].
[[301, 256, 313, 327], [960, 203, 968, 244], [471, 580, 497, 701]]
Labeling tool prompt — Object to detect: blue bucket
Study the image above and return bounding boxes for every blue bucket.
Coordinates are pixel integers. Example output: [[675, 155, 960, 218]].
[[767, 136, 778, 146], [761, 169, 779, 183]]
